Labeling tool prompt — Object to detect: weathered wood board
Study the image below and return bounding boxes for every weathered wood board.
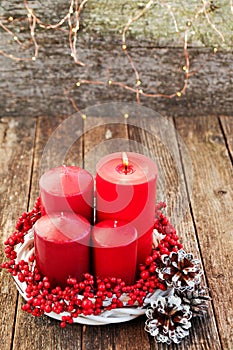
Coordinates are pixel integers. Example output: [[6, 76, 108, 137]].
[[1, 114, 232, 349], [0, 1, 233, 118], [175, 115, 233, 349]]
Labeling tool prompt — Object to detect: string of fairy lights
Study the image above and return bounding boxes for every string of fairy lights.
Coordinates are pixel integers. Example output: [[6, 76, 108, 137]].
[[0, 0, 231, 117]]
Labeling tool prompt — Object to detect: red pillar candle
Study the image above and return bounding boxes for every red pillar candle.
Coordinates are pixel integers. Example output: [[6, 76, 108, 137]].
[[34, 212, 91, 288], [92, 220, 138, 285], [40, 166, 94, 221], [96, 152, 157, 265]]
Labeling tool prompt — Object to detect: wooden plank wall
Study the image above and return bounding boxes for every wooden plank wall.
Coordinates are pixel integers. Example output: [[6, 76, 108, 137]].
[[0, 1, 233, 118]]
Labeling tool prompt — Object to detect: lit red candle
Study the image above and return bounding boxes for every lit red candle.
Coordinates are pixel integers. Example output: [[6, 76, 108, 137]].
[[96, 152, 157, 265], [92, 220, 138, 285], [40, 166, 94, 221], [34, 212, 91, 288]]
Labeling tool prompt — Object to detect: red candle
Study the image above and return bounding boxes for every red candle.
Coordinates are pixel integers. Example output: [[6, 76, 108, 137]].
[[40, 166, 94, 221], [34, 212, 91, 288], [92, 220, 138, 285], [96, 152, 157, 265]]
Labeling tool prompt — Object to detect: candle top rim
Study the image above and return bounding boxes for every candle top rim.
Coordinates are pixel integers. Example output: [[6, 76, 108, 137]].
[[92, 220, 137, 248], [96, 152, 157, 185], [35, 212, 91, 243], [40, 166, 93, 196]]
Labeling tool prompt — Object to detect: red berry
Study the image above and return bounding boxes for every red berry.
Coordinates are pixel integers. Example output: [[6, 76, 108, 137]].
[[29, 255, 35, 262], [139, 265, 146, 271], [18, 273, 25, 282], [79, 282, 85, 290], [43, 281, 50, 289], [140, 270, 150, 280], [34, 274, 41, 281], [44, 305, 52, 313], [98, 283, 106, 291], [145, 256, 153, 265], [81, 299, 93, 310]]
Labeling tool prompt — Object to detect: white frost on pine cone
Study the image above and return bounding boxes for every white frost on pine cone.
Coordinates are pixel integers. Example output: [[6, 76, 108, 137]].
[[145, 295, 192, 344]]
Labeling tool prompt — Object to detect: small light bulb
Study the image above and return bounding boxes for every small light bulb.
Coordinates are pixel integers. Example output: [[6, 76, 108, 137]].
[[81, 114, 87, 120], [138, 88, 143, 94], [31, 56, 36, 61], [186, 21, 192, 27], [13, 36, 18, 41], [213, 47, 218, 53], [124, 113, 129, 119], [76, 81, 81, 87], [122, 44, 127, 50], [136, 80, 141, 86], [8, 16, 14, 22], [176, 91, 182, 97], [108, 80, 112, 85]]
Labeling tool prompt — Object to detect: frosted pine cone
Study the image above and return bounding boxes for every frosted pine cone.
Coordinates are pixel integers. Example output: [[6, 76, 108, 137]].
[[145, 295, 192, 344], [158, 250, 202, 291], [177, 285, 210, 317]]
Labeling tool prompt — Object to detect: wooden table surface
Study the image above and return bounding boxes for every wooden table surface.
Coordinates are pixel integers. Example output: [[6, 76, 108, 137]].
[[0, 113, 232, 350]]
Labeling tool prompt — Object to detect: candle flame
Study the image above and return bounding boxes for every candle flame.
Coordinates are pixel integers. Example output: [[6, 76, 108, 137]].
[[116, 152, 134, 175], [122, 152, 128, 169]]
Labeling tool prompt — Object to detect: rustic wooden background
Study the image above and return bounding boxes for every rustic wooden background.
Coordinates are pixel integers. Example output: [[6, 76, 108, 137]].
[[0, 0, 233, 118], [0, 1, 233, 349]]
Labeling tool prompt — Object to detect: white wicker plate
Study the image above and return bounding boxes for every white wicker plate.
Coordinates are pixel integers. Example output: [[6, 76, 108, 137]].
[[13, 229, 167, 325]]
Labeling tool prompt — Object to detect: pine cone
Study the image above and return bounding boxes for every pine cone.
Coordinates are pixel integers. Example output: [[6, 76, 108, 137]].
[[158, 250, 202, 291], [145, 295, 192, 344], [176, 285, 210, 317]]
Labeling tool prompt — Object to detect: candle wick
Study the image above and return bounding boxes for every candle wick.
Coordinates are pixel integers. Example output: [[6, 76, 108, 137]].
[[122, 152, 129, 174]]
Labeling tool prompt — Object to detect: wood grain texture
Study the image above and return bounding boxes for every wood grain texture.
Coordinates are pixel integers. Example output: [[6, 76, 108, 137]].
[[0, 45, 232, 119], [83, 116, 129, 174], [127, 116, 221, 350], [219, 116, 233, 162], [1, 114, 231, 349], [82, 118, 151, 350], [0, 0, 232, 46], [0, 117, 36, 350], [0, 1, 233, 119], [175, 115, 233, 350], [28, 115, 84, 204], [12, 115, 84, 350], [1, 1, 233, 120]]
